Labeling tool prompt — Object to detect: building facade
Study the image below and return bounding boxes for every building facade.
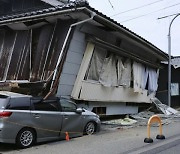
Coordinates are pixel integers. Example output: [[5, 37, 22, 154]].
[[0, 0, 168, 115]]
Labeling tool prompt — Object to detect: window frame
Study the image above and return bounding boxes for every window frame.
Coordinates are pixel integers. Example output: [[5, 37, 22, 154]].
[[31, 98, 61, 112], [59, 99, 77, 112]]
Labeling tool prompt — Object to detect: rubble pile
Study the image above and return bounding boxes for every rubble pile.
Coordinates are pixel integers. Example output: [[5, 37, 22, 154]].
[[101, 99, 180, 130]]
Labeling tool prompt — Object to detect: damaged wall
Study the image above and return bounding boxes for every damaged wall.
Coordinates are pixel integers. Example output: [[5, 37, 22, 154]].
[[0, 19, 74, 95], [0, 29, 30, 80], [68, 24, 160, 103], [56, 25, 87, 97]]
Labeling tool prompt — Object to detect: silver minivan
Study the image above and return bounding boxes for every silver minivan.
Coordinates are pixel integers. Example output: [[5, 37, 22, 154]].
[[0, 91, 100, 148]]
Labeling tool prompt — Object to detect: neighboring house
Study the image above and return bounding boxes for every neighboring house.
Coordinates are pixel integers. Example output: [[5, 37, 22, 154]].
[[157, 56, 180, 107], [0, 0, 168, 115]]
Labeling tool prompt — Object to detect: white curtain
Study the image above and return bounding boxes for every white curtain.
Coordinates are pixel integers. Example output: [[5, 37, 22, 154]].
[[117, 57, 124, 86], [119, 58, 131, 87], [141, 67, 148, 90], [147, 67, 159, 94], [99, 54, 118, 87], [133, 61, 144, 92]]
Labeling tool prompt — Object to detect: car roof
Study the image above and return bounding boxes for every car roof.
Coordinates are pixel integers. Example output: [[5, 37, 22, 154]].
[[0, 91, 32, 98]]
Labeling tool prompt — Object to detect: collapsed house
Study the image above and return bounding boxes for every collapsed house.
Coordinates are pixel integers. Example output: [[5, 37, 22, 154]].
[[0, 0, 168, 115]]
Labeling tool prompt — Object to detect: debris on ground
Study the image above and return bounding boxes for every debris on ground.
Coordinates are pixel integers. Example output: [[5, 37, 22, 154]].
[[102, 117, 137, 126], [101, 98, 180, 130], [151, 97, 179, 115]]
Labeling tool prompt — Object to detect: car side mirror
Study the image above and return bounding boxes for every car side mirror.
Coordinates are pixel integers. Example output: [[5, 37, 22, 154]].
[[76, 108, 84, 114]]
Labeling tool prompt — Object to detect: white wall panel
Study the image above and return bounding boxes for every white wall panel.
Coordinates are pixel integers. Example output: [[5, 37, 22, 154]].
[[79, 80, 151, 103], [56, 26, 86, 97]]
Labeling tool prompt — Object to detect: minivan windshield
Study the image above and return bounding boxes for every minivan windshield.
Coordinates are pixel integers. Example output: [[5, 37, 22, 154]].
[[0, 95, 9, 109]]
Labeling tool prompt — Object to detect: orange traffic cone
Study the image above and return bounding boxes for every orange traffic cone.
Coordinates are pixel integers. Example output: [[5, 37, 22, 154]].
[[65, 132, 70, 141]]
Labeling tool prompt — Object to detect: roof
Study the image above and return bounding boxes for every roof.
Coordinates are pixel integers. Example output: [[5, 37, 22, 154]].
[[0, 1, 168, 60], [40, 0, 64, 6]]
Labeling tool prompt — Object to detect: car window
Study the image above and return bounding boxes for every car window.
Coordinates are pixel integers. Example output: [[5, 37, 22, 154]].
[[6, 97, 30, 110], [60, 99, 77, 112], [32, 99, 60, 111], [0, 95, 9, 109]]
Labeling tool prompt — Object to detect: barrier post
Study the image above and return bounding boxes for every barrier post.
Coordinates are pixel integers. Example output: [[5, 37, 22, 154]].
[[144, 115, 165, 143]]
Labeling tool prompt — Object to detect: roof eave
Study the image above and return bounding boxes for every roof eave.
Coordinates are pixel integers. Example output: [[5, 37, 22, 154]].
[[0, 4, 168, 61], [82, 8, 168, 61]]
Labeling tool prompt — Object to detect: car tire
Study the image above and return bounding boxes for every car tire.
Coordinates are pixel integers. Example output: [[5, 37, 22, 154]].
[[84, 122, 96, 135], [16, 128, 36, 148]]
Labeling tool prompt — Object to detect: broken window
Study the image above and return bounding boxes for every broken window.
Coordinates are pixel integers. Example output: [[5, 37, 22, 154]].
[[86, 45, 159, 94], [87, 46, 107, 81], [86, 46, 132, 87], [99, 54, 118, 87], [119, 58, 131, 87]]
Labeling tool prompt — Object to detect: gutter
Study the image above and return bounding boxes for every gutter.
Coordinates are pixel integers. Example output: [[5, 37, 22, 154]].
[[43, 11, 96, 99]]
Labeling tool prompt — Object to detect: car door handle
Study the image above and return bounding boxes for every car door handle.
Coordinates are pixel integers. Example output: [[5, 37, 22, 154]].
[[33, 113, 40, 118], [63, 115, 69, 120]]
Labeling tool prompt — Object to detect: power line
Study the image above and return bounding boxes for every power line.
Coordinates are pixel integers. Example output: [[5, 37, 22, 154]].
[[158, 13, 180, 20], [110, 0, 164, 17], [108, 0, 114, 9], [120, 2, 180, 23]]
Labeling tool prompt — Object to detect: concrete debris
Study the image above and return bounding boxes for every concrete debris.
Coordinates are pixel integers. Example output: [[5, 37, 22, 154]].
[[151, 97, 178, 115], [101, 100, 180, 130], [102, 117, 137, 126], [130, 112, 173, 127]]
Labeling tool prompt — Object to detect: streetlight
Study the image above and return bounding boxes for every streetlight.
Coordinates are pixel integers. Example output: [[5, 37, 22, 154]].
[[167, 13, 180, 107]]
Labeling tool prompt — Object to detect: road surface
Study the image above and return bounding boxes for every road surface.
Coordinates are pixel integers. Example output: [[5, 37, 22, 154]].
[[0, 118, 180, 154]]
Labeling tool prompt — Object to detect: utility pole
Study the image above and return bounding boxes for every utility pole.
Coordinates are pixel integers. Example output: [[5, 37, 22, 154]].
[[158, 13, 180, 107]]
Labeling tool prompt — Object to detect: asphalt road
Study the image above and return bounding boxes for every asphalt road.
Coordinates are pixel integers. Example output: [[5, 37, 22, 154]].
[[0, 119, 180, 154]]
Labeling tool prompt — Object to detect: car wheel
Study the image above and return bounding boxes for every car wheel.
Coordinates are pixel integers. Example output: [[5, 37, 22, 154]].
[[84, 122, 96, 135], [16, 128, 36, 148]]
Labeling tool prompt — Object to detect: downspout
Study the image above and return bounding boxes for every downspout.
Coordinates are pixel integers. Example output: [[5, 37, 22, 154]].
[[43, 12, 96, 99]]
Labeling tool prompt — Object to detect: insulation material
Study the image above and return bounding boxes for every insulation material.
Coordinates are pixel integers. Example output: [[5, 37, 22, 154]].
[[87, 47, 107, 81], [99, 54, 118, 87]]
